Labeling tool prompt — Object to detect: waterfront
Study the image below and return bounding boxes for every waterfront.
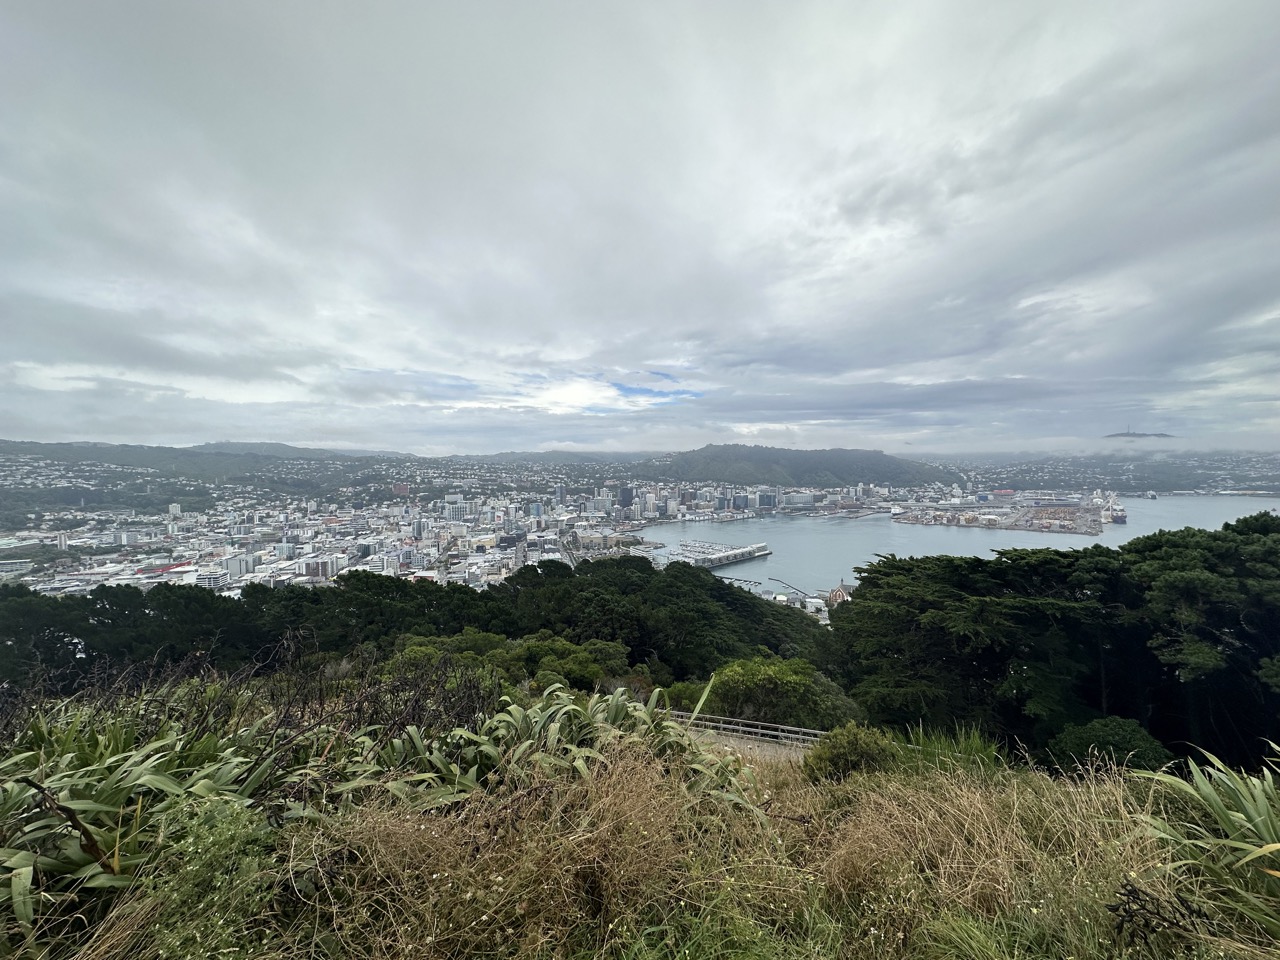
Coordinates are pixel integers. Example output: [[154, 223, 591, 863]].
[[635, 496, 1280, 595]]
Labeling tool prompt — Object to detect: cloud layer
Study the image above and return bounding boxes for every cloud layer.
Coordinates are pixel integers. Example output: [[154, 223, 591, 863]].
[[2, 1, 1278, 454]]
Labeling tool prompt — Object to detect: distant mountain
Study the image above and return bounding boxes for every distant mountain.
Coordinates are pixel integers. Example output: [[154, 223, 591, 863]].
[[641, 444, 958, 487], [0, 439, 955, 488], [0, 439, 372, 484], [189, 441, 413, 459], [1104, 432, 1175, 439]]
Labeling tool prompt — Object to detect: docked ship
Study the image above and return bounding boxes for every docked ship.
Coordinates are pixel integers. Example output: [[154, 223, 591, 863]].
[[1098, 493, 1128, 524]]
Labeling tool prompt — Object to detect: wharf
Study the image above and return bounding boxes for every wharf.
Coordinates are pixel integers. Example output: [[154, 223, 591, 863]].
[[665, 540, 772, 569]]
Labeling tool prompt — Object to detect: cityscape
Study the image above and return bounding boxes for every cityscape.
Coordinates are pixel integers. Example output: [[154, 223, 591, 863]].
[[3, 442, 1278, 610]]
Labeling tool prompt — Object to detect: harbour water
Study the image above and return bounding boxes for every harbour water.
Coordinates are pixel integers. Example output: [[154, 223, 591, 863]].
[[634, 496, 1280, 595]]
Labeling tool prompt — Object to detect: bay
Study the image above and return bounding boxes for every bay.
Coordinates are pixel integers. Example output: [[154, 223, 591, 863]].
[[634, 496, 1280, 595]]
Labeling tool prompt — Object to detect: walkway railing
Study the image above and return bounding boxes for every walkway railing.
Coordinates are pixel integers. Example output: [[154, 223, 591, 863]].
[[667, 710, 824, 746], [669, 711, 984, 761]]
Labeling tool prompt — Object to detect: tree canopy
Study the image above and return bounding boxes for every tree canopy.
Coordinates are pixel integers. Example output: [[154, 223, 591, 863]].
[[824, 514, 1280, 765]]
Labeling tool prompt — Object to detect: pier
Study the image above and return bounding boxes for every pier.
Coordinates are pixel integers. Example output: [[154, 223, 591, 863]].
[[665, 540, 772, 569]]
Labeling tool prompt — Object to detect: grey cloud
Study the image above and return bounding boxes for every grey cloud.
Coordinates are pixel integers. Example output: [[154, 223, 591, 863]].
[[2, 294, 328, 382], [1, 1, 1278, 454]]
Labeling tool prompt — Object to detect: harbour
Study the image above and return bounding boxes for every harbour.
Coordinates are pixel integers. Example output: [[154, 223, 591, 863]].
[[634, 495, 1280, 598]]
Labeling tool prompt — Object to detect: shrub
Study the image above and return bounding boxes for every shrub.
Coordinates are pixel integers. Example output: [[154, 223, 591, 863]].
[[1049, 716, 1173, 771], [702, 657, 861, 730], [802, 721, 897, 782], [531, 669, 569, 693]]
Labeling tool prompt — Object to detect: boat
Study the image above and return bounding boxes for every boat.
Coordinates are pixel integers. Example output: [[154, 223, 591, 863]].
[[1111, 506, 1127, 524]]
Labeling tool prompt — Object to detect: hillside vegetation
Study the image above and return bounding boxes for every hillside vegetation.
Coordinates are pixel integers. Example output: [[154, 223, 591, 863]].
[[0, 439, 359, 484], [821, 511, 1280, 768], [1, 662, 1277, 960], [1, 558, 828, 693]]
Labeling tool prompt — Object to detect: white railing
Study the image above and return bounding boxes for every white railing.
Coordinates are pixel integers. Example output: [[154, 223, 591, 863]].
[[668, 710, 824, 745]]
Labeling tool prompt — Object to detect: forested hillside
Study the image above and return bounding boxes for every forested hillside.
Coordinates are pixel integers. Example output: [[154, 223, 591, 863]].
[[0, 557, 826, 693], [823, 511, 1280, 766]]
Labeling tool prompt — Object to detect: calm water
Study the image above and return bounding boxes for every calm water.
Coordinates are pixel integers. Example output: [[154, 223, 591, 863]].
[[634, 496, 1280, 595]]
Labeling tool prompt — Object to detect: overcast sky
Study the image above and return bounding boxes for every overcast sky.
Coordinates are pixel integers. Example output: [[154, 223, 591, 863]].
[[2, 2, 1278, 455]]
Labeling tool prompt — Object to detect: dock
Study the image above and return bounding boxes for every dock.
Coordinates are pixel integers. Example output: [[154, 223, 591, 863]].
[[665, 540, 772, 569]]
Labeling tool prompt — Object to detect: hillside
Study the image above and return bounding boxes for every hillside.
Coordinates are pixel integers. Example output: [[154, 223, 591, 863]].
[[0, 438, 363, 482], [190, 441, 378, 459], [0, 439, 956, 489], [643, 443, 957, 487], [465, 450, 662, 466], [1, 659, 1273, 959]]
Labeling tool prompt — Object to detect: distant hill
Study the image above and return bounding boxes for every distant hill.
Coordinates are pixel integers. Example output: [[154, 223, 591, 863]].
[[0, 439, 955, 488], [190, 441, 411, 459], [1103, 432, 1175, 439], [640, 444, 957, 487], [0, 439, 373, 484]]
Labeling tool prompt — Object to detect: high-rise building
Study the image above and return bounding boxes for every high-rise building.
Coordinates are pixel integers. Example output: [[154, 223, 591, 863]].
[[223, 554, 256, 577], [196, 568, 230, 590]]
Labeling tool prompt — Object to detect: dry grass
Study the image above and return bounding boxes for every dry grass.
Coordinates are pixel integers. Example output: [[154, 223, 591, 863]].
[[749, 754, 1191, 959], [275, 742, 804, 960], [47, 739, 1268, 960]]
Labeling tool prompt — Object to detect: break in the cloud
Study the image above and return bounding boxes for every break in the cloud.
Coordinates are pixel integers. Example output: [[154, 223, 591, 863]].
[[1, 1, 1278, 455]]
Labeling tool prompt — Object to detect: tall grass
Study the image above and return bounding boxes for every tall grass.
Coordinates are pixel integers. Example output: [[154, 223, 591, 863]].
[[0, 663, 754, 959], [751, 751, 1190, 960], [896, 723, 1005, 774], [2, 664, 1275, 959]]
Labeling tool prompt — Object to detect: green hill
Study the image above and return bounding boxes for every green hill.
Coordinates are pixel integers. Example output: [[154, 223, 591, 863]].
[[0, 438, 364, 483], [189, 441, 371, 459]]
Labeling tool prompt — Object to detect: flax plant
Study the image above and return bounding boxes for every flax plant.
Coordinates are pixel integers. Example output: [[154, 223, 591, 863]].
[[1141, 746, 1280, 947]]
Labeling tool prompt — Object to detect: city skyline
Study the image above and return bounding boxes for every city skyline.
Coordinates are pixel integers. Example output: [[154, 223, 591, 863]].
[[3, 2, 1279, 455]]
